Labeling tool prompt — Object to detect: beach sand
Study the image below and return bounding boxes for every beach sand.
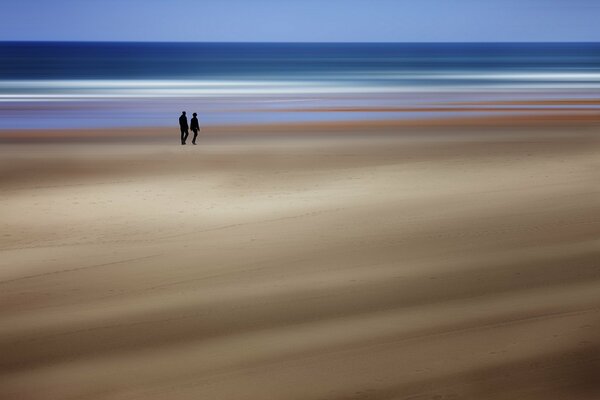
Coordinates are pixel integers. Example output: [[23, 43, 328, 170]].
[[1, 121, 599, 399]]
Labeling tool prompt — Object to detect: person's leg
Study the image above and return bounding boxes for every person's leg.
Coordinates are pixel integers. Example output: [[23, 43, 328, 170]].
[[181, 128, 187, 144], [192, 129, 198, 144]]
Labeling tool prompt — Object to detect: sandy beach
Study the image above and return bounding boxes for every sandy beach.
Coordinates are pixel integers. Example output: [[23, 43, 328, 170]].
[[1, 121, 599, 399]]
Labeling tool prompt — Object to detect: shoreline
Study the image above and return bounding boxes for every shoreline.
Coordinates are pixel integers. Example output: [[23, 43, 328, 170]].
[[1, 111, 599, 143]]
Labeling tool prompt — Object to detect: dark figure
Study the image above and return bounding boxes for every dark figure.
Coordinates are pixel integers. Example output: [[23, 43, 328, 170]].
[[179, 111, 189, 145], [190, 113, 200, 145]]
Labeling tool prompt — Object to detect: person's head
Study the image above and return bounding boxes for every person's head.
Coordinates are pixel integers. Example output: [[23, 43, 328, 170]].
[[192, 113, 197, 117], [182, 111, 186, 115]]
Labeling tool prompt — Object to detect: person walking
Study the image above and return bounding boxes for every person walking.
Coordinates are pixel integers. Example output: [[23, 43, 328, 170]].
[[190, 113, 200, 145], [179, 111, 189, 145]]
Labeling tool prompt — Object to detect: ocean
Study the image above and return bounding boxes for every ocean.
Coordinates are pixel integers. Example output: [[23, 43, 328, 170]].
[[1, 42, 599, 130]]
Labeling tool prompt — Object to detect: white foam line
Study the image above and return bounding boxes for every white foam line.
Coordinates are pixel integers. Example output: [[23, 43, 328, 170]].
[[0, 80, 327, 89], [300, 71, 600, 82], [1, 84, 600, 101]]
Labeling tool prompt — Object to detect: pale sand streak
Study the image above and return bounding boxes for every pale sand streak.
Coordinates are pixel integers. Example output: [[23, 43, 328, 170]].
[[0, 127, 599, 399]]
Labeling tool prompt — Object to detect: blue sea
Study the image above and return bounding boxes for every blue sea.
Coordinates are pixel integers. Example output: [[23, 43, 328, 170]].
[[1, 42, 599, 129]]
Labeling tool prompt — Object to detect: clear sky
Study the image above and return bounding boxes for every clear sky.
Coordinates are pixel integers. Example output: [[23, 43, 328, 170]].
[[1, 0, 599, 42]]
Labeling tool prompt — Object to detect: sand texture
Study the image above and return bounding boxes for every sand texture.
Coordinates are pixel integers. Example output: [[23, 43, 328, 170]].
[[1, 125, 599, 399]]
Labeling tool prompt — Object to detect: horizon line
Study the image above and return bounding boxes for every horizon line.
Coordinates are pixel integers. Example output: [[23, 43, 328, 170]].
[[1, 40, 600, 45]]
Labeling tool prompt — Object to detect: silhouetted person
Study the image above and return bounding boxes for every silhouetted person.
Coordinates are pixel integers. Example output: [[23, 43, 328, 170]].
[[179, 111, 189, 145], [190, 113, 200, 145]]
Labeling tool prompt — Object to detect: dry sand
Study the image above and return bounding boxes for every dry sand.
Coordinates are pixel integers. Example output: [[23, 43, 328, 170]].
[[0, 123, 599, 399]]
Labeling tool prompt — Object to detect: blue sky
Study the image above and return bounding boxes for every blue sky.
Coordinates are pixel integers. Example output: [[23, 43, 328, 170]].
[[1, 0, 599, 42]]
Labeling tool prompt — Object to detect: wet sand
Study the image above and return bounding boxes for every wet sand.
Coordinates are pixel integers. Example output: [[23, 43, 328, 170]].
[[1, 122, 599, 399]]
